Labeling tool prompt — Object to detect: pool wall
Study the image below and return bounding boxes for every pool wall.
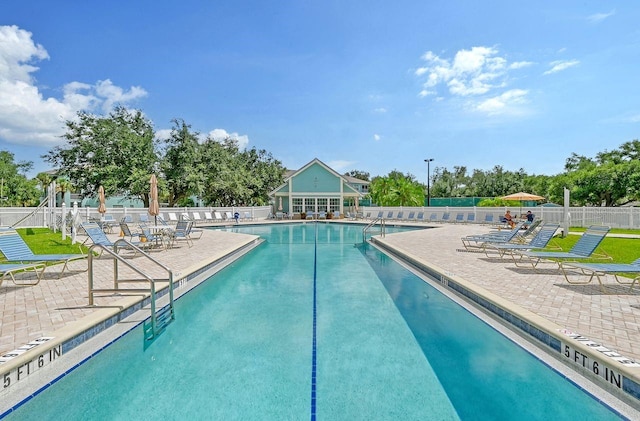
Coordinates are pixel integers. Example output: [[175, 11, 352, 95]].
[[371, 236, 640, 411], [0, 236, 262, 414]]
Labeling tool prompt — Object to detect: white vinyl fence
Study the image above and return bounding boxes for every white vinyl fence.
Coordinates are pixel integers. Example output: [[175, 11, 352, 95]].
[[1, 205, 639, 230]]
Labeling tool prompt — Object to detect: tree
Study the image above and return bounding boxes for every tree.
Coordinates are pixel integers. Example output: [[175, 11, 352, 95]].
[[44, 106, 159, 206], [162, 119, 205, 207], [200, 137, 285, 206], [0, 151, 39, 206], [370, 171, 424, 206], [344, 170, 370, 181]]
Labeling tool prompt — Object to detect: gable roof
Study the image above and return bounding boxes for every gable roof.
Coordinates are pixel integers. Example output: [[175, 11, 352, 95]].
[[269, 158, 362, 196]]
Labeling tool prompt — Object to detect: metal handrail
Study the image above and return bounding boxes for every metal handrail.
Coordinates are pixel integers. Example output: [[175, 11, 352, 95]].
[[363, 218, 386, 243], [11, 197, 49, 228], [87, 238, 174, 337]]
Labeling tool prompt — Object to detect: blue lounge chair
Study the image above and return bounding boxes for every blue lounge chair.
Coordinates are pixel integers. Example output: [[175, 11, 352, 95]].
[[559, 258, 640, 293], [395, 211, 404, 221], [386, 211, 394, 219], [483, 222, 560, 258], [407, 211, 415, 221], [440, 212, 451, 223], [460, 221, 526, 251], [0, 262, 47, 286], [376, 211, 384, 219], [513, 225, 611, 269], [466, 213, 476, 224], [454, 213, 465, 223], [482, 214, 494, 225], [428, 212, 438, 223], [415, 212, 425, 222], [82, 222, 144, 250], [0, 228, 87, 278]]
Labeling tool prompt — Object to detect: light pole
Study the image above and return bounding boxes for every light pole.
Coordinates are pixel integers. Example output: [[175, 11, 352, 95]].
[[424, 158, 434, 207]]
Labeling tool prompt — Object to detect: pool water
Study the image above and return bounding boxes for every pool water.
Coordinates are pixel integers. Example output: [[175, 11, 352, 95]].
[[3, 223, 621, 420]]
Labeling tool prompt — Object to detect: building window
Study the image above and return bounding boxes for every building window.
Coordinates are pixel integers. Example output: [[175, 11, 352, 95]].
[[317, 198, 328, 212], [329, 198, 340, 213], [292, 198, 303, 213], [304, 198, 316, 213]]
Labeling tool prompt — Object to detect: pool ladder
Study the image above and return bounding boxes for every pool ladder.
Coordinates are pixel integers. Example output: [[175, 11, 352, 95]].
[[362, 218, 386, 243], [87, 239, 175, 340]]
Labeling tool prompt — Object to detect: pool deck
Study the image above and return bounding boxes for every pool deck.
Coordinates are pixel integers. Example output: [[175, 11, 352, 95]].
[[2, 220, 640, 411]]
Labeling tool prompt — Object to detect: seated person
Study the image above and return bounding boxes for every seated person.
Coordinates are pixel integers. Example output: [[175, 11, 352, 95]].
[[503, 210, 516, 229], [525, 211, 535, 223]]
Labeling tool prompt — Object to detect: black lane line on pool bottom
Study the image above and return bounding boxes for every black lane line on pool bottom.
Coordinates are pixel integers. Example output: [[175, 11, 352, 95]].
[[310, 222, 318, 421]]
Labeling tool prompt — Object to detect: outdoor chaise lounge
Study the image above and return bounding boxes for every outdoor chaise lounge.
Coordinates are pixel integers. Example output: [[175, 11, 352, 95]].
[[482, 222, 560, 258], [0, 228, 87, 278], [512, 225, 611, 269], [460, 221, 526, 251], [559, 258, 640, 293], [82, 222, 144, 251], [0, 262, 47, 287]]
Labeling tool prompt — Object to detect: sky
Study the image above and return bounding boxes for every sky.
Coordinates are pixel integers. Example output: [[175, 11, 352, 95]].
[[2, 1, 640, 182]]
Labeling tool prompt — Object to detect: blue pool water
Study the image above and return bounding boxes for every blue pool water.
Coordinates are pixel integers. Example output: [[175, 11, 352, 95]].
[[3, 223, 622, 420]]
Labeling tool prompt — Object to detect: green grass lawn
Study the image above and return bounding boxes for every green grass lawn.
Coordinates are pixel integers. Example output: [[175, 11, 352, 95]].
[[15, 228, 89, 255]]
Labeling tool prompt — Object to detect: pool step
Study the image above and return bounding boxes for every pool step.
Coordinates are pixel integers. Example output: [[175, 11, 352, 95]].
[[145, 303, 175, 340]]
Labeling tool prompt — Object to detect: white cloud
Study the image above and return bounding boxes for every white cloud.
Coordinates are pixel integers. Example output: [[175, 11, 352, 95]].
[[373, 107, 387, 113], [587, 9, 615, 23], [155, 129, 172, 141], [415, 46, 528, 98], [0, 25, 147, 147], [207, 128, 249, 149], [373, 134, 381, 141], [475, 89, 528, 115], [543, 60, 580, 75]]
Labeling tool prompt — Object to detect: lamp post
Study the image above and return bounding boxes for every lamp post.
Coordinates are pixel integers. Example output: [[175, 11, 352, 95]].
[[424, 158, 434, 207]]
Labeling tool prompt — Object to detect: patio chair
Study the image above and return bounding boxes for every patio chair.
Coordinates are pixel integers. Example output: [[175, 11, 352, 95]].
[[0, 262, 47, 287], [376, 211, 384, 219], [396, 211, 404, 221], [203, 212, 214, 222], [482, 214, 494, 225], [415, 212, 425, 222], [512, 225, 611, 269], [0, 228, 87, 279], [214, 211, 224, 222], [119, 222, 142, 242], [101, 214, 119, 233], [439, 212, 451, 223], [386, 211, 394, 219], [559, 258, 640, 293], [454, 213, 465, 223], [318, 211, 327, 219], [168, 212, 179, 223], [460, 221, 526, 251], [139, 214, 150, 224], [407, 211, 416, 221], [121, 215, 134, 223], [243, 211, 253, 221], [482, 222, 560, 258], [225, 211, 234, 221], [428, 212, 438, 223], [466, 213, 476, 224], [167, 220, 194, 248], [83, 222, 143, 251]]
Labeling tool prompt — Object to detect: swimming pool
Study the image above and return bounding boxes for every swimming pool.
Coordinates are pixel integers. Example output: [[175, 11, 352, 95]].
[[2, 223, 624, 419]]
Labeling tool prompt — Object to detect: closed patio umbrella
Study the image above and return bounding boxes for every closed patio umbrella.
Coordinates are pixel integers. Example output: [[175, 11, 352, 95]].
[[148, 174, 159, 225], [278, 197, 283, 211], [97, 185, 107, 216]]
